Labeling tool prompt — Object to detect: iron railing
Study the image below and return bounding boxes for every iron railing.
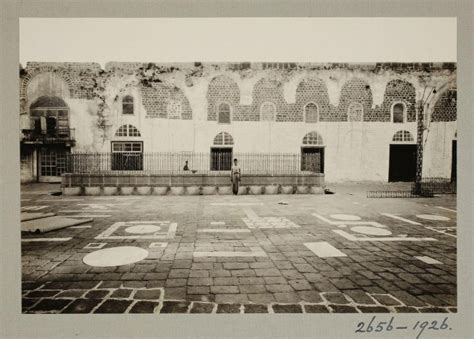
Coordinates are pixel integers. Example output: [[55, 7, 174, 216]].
[[66, 152, 320, 175], [419, 177, 456, 194], [21, 128, 76, 143], [366, 177, 456, 198]]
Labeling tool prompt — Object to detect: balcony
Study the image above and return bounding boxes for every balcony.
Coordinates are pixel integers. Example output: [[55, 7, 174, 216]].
[[21, 128, 76, 146]]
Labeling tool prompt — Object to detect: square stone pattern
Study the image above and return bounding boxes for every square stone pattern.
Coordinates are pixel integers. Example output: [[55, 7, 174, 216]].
[[95, 221, 177, 240], [242, 217, 300, 229]]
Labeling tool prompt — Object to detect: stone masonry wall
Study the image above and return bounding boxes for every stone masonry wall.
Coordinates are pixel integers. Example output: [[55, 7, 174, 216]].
[[19, 62, 457, 182], [21, 62, 457, 124], [432, 88, 457, 122]]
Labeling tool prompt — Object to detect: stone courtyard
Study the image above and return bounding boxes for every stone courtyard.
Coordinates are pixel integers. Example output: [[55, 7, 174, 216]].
[[21, 183, 457, 314]]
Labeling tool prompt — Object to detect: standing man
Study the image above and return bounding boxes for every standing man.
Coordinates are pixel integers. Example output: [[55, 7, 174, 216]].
[[230, 158, 241, 195]]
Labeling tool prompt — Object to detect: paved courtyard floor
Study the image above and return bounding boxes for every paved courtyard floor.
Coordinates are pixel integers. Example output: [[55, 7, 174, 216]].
[[21, 183, 457, 314]]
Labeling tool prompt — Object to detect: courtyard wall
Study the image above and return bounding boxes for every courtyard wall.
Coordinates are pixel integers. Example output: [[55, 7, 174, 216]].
[[20, 62, 457, 183]]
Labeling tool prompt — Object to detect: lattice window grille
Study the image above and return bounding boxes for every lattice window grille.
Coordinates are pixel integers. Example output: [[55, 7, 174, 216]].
[[302, 131, 324, 145]]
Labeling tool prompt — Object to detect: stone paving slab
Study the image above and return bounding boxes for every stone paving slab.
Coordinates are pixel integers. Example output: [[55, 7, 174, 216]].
[[22, 216, 92, 233], [20, 184, 457, 313], [21, 280, 456, 314], [21, 212, 56, 222]]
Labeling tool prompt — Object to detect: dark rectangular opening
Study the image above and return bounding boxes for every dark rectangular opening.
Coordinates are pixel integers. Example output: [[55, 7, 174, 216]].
[[301, 147, 324, 173], [388, 144, 417, 182], [210, 147, 232, 171], [111, 141, 143, 171]]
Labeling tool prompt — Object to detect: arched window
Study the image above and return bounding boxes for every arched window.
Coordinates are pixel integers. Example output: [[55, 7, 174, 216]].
[[304, 103, 319, 123], [217, 103, 231, 124], [29, 96, 70, 178], [348, 102, 363, 122], [213, 132, 234, 145], [115, 124, 141, 137], [392, 130, 414, 142], [301, 131, 324, 173], [122, 95, 134, 114], [302, 131, 324, 145], [211, 132, 233, 171], [260, 101, 276, 121], [392, 102, 405, 123], [29, 96, 69, 137]]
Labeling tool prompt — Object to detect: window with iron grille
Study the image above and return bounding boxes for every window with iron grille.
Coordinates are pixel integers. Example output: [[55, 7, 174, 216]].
[[302, 131, 324, 145], [301, 131, 324, 172], [218, 103, 231, 124], [115, 124, 141, 137], [304, 103, 318, 123], [211, 132, 233, 171], [348, 102, 363, 122], [392, 102, 405, 123], [213, 132, 234, 146], [128, 125, 141, 137], [210, 148, 233, 171], [122, 95, 134, 114], [111, 141, 143, 170], [392, 130, 414, 142], [260, 102, 276, 121], [301, 148, 324, 173]]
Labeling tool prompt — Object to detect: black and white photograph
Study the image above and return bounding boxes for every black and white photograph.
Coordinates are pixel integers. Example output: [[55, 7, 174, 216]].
[[1, 5, 472, 338], [16, 17, 460, 316]]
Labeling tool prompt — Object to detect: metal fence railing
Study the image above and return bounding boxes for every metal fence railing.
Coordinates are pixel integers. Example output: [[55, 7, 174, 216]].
[[367, 177, 456, 198], [419, 177, 456, 194], [66, 152, 318, 175]]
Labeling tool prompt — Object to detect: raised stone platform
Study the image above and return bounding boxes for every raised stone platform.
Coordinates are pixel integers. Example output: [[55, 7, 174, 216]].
[[61, 173, 325, 195]]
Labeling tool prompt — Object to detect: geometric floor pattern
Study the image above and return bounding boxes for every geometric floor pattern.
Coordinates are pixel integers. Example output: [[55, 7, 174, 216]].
[[21, 183, 458, 313]]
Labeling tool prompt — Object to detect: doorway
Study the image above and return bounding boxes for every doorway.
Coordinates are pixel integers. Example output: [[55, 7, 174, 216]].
[[301, 147, 324, 173], [388, 144, 417, 182], [39, 147, 70, 182], [210, 147, 233, 171]]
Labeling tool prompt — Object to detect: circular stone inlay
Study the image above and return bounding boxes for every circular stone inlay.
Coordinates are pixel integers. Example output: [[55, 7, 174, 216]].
[[83, 246, 148, 267], [125, 225, 161, 234], [351, 226, 392, 236], [330, 214, 361, 221], [416, 214, 450, 221]]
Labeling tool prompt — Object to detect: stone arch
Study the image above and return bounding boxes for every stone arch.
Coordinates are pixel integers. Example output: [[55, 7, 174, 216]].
[[338, 78, 373, 121], [380, 79, 416, 122], [432, 87, 456, 122], [20, 69, 74, 115], [295, 78, 330, 121], [140, 81, 192, 120], [207, 75, 240, 121], [252, 78, 288, 121]]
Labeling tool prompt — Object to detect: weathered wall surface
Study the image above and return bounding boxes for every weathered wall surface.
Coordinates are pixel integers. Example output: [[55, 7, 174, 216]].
[[20, 62, 457, 183]]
